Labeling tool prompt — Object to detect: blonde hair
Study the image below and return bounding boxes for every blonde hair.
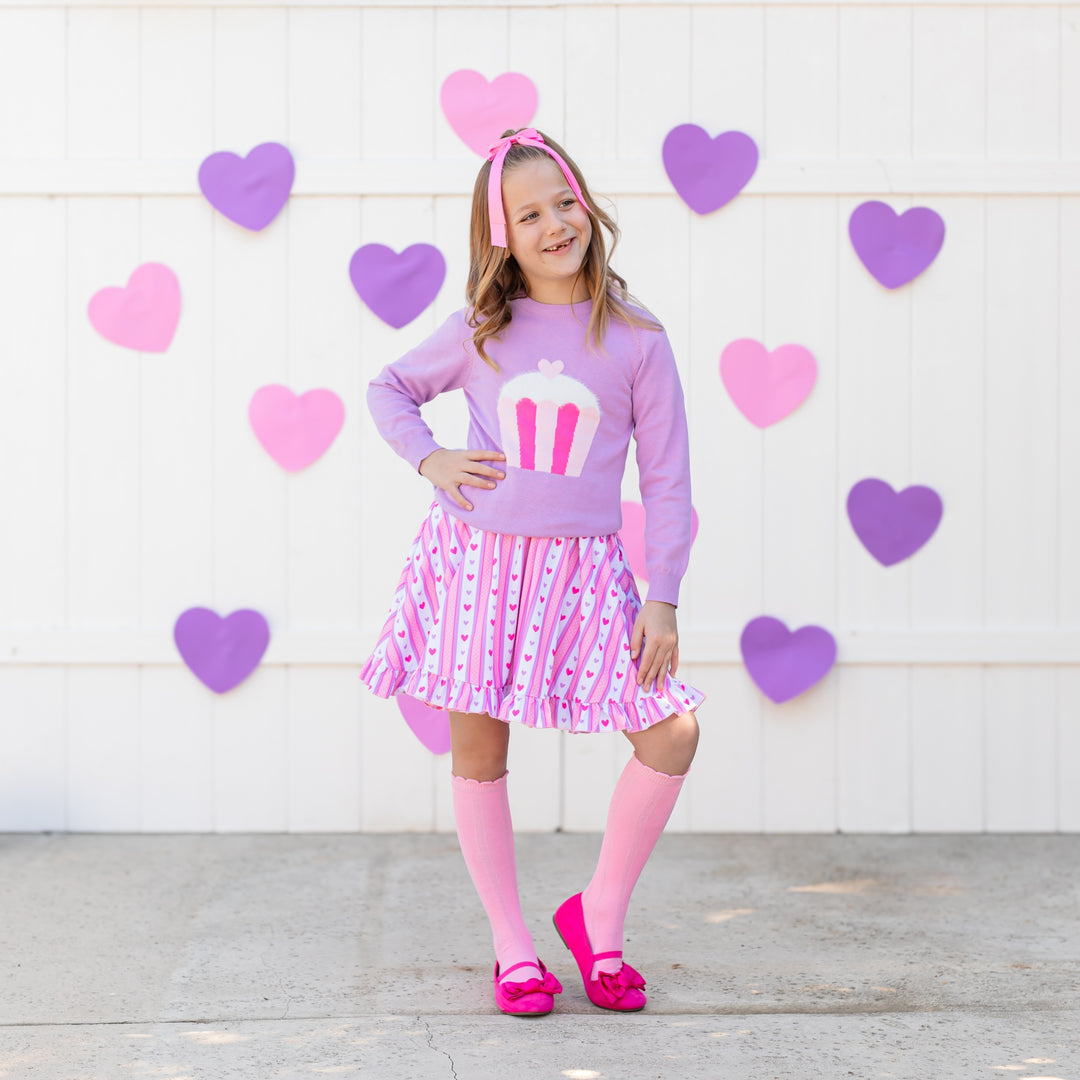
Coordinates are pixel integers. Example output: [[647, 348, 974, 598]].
[[465, 128, 661, 368]]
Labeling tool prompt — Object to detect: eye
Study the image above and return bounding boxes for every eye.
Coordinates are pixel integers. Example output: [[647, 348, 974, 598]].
[[521, 211, 539, 222], [559, 199, 576, 208]]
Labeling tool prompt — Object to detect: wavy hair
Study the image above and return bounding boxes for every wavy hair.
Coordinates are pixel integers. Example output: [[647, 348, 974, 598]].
[[465, 128, 661, 368]]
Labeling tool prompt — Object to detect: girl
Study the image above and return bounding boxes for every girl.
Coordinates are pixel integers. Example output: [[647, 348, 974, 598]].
[[361, 128, 704, 1016]]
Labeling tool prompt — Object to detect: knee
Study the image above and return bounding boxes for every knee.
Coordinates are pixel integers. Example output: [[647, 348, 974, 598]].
[[664, 710, 700, 768]]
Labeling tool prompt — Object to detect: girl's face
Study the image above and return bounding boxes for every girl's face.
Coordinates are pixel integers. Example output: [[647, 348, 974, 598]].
[[502, 158, 593, 305]]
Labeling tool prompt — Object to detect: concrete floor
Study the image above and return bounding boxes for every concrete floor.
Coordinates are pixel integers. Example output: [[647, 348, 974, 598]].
[[0, 833, 1077, 1080]]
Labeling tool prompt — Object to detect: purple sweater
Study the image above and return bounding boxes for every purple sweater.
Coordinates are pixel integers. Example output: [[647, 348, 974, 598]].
[[367, 296, 693, 606]]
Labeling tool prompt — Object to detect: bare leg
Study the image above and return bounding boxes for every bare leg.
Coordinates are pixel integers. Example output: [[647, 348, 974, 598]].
[[448, 711, 540, 983], [622, 709, 700, 776], [449, 710, 511, 781]]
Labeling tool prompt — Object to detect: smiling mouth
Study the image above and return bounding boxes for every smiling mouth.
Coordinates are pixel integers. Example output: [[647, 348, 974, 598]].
[[543, 238, 573, 253]]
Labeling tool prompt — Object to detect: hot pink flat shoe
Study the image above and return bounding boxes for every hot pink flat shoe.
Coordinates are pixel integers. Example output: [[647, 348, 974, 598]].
[[493, 959, 562, 1016], [553, 893, 647, 1012]]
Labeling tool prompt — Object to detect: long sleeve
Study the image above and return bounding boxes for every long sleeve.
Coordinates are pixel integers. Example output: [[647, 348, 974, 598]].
[[630, 329, 693, 606], [366, 311, 476, 471]]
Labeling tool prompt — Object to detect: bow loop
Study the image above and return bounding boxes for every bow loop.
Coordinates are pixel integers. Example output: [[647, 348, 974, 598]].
[[597, 962, 646, 1000], [501, 970, 563, 1000]]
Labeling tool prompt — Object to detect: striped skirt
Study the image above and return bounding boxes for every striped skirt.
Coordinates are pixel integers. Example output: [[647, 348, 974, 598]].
[[360, 503, 705, 733]]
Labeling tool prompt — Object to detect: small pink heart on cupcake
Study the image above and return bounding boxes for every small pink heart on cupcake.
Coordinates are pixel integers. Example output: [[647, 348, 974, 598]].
[[538, 358, 564, 378]]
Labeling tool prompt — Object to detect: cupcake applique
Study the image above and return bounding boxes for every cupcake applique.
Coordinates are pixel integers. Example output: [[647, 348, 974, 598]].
[[497, 359, 601, 476]]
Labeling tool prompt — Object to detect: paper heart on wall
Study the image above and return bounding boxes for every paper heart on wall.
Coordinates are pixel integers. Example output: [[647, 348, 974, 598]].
[[349, 243, 446, 328], [197, 142, 295, 231], [396, 694, 451, 755], [740, 616, 837, 704], [720, 338, 817, 428], [248, 385, 345, 472], [662, 124, 758, 214], [174, 607, 270, 694], [848, 201, 945, 289], [846, 478, 943, 566], [87, 262, 181, 353], [440, 70, 538, 156], [618, 500, 699, 583]]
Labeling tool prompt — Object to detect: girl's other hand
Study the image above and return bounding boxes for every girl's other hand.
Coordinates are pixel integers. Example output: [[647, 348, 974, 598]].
[[630, 600, 679, 693], [418, 448, 506, 512]]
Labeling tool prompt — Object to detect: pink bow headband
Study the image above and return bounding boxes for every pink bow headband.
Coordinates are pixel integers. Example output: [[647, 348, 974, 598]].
[[486, 128, 590, 249]]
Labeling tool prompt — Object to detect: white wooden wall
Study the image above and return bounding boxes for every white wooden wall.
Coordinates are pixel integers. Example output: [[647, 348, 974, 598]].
[[0, 0, 1077, 834]]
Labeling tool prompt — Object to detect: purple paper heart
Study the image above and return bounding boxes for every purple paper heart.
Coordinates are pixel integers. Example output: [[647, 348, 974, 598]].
[[848, 201, 945, 289], [198, 142, 295, 231], [740, 616, 836, 704], [174, 607, 270, 694], [662, 124, 758, 215], [396, 694, 451, 755], [846, 478, 944, 567], [348, 243, 446, 329]]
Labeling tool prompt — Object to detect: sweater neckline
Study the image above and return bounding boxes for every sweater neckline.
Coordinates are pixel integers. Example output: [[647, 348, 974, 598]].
[[513, 294, 594, 316]]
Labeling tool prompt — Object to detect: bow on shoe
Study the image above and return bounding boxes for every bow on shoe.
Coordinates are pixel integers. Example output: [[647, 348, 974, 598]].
[[501, 971, 564, 1000], [597, 963, 645, 1001]]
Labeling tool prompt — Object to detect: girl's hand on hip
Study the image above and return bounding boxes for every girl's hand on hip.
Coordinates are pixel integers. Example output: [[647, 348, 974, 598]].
[[419, 448, 506, 512], [631, 600, 679, 693]]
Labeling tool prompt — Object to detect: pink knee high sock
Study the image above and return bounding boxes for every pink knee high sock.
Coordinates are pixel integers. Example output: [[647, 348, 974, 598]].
[[580, 753, 687, 978], [451, 771, 541, 984]]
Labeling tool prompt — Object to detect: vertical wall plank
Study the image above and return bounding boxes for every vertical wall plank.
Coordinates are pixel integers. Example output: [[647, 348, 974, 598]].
[[688, 195, 764, 634], [359, 694, 437, 831], [0, 9, 65, 159], [616, 6, 691, 164], [684, 666, 763, 832], [139, 197, 215, 631], [362, 8, 435, 161], [287, 667, 361, 832], [141, 667, 214, 832], [984, 667, 1057, 832], [836, 666, 911, 833], [289, 7, 362, 161], [762, 682, 838, 833], [0, 670, 67, 831], [838, 7, 912, 158], [912, 7, 986, 160], [213, 669, 289, 832], [508, 7, 564, 141], [910, 197, 985, 627], [434, 7, 508, 163], [67, 198, 142, 630], [759, 195, 839, 831], [987, 6, 1060, 160], [212, 10, 289, 151], [67, 9, 139, 159], [836, 192, 913, 631], [984, 199, 1059, 627], [691, 6, 764, 139], [67, 668, 140, 831], [1063, 8, 1080, 161], [564, 6, 617, 164], [910, 667, 984, 832], [507, 724, 562, 832], [140, 9, 214, 160], [285, 197, 363, 631], [764, 7, 838, 160], [0, 199, 67, 628], [1060, 197, 1080, 626], [562, 730, 628, 833], [1059, 667, 1080, 832]]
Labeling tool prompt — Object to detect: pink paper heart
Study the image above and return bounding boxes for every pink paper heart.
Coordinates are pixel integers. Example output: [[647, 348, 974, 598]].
[[618, 501, 699, 583], [719, 338, 817, 428], [396, 694, 451, 755], [87, 262, 181, 353], [440, 70, 538, 156], [248, 385, 345, 472]]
